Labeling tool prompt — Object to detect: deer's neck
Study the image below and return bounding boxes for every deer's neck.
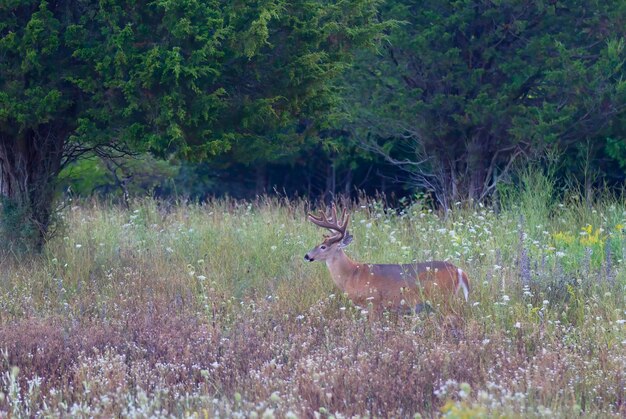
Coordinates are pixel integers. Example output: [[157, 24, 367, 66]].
[[326, 250, 360, 291]]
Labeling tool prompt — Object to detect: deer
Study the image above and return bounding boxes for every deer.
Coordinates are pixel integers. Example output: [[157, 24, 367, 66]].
[[304, 204, 470, 314]]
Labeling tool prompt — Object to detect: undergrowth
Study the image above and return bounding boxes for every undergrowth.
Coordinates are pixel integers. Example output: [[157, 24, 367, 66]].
[[0, 182, 625, 417]]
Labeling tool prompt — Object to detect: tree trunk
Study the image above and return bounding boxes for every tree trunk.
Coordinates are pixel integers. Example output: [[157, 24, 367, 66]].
[[466, 136, 489, 203], [428, 157, 455, 211], [0, 129, 64, 251], [255, 163, 267, 195], [325, 158, 336, 200], [343, 167, 353, 196]]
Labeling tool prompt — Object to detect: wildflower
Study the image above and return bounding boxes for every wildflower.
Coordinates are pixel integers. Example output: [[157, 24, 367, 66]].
[[553, 231, 575, 245], [580, 224, 604, 247], [270, 392, 281, 403], [75, 244, 82, 248], [543, 300, 549, 306], [197, 275, 206, 281], [459, 382, 471, 399], [514, 322, 521, 328]]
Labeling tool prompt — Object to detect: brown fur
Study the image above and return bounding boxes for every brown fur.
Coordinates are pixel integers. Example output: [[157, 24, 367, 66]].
[[305, 206, 470, 313], [306, 242, 469, 312]]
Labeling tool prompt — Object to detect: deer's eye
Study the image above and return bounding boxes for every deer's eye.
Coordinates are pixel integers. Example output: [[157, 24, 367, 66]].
[[320, 245, 327, 250]]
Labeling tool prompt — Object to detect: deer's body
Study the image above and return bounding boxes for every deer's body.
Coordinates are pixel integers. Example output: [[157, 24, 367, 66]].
[[305, 205, 470, 312]]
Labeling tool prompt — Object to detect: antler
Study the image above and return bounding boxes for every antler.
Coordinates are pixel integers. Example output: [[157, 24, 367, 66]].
[[308, 204, 350, 243]]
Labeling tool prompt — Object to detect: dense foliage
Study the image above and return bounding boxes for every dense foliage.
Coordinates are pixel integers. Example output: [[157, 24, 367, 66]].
[[0, 0, 383, 249], [343, 0, 626, 207], [1, 1, 626, 250]]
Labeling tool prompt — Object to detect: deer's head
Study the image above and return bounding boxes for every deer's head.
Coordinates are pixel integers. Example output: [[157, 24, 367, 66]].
[[304, 204, 353, 262]]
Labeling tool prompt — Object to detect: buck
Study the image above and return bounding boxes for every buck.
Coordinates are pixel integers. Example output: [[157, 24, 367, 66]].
[[304, 205, 470, 313]]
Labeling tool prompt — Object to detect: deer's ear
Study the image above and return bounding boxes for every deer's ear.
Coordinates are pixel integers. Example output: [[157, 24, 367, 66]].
[[339, 232, 353, 248]]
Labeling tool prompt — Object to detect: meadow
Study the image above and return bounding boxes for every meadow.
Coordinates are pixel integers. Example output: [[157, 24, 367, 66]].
[[0, 177, 625, 417]]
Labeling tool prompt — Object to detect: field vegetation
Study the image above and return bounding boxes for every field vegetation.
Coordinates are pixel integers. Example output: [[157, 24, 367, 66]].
[[1, 172, 625, 417], [2, 3, 625, 416]]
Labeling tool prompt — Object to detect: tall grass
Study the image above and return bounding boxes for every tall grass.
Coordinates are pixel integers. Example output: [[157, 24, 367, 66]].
[[0, 180, 625, 417]]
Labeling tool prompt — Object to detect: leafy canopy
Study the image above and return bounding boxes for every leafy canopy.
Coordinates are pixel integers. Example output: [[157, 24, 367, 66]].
[[342, 0, 626, 203], [1, 0, 385, 163]]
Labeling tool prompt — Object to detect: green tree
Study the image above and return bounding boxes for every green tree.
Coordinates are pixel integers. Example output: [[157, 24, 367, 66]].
[[0, 0, 383, 250], [343, 0, 626, 208]]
